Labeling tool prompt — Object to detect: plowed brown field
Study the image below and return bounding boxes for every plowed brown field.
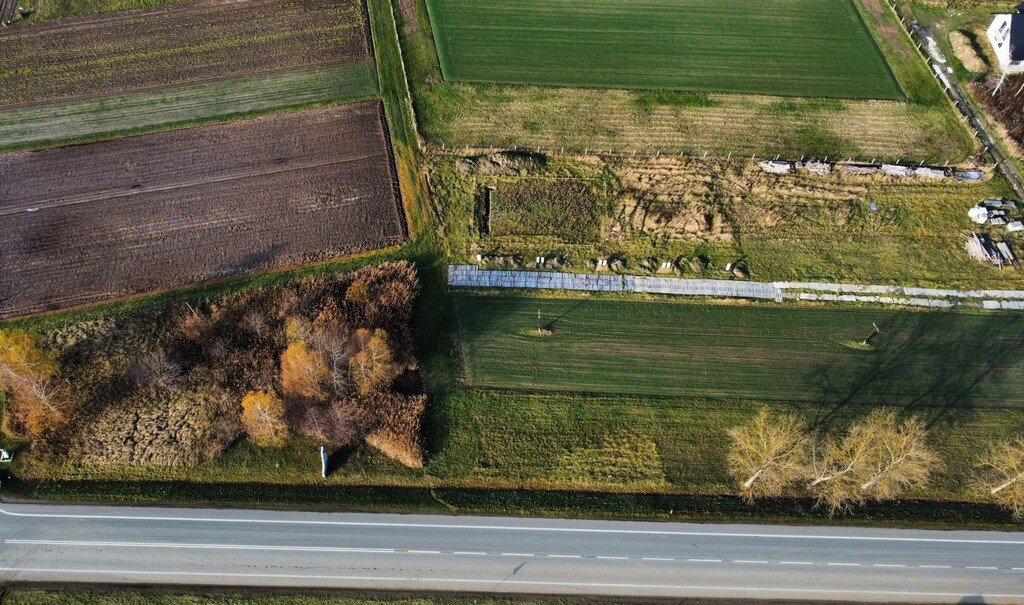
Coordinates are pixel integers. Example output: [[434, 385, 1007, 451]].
[[0, 0, 370, 109], [0, 101, 406, 318]]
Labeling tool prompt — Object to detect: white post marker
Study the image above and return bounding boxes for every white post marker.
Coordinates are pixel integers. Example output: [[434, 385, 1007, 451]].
[[320, 447, 328, 479]]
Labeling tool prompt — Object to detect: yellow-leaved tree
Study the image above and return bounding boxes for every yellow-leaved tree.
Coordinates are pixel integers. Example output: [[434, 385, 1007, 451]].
[[280, 341, 329, 400], [349, 328, 399, 396], [240, 390, 288, 447], [0, 329, 66, 437]]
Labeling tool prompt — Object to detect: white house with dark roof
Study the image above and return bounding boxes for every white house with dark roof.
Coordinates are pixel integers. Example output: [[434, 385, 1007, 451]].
[[988, 4, 1024, 74]]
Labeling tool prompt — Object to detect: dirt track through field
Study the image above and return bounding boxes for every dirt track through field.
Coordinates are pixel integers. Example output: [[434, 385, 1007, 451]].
[[0, 0, 370, 109], [0, 101, 406, 318]]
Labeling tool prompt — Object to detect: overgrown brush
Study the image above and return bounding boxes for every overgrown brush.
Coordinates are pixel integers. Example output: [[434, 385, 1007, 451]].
[[10, 261, 425, 469]]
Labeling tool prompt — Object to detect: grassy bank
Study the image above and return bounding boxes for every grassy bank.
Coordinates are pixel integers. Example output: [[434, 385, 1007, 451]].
[[430, 153, 1022, 289], [9, 383, 1023, 518], [0, 587, 850, 605]]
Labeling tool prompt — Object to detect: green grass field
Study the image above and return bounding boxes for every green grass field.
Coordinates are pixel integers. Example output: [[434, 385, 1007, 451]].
[[400, 0, 975, 162], [453, 293, 1024, 405], [425, 0, 903, 99], [0, 63, 378, 151]]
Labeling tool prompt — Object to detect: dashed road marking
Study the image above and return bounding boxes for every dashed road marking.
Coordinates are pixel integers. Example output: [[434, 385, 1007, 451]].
[[6, 540, 1016, 573]]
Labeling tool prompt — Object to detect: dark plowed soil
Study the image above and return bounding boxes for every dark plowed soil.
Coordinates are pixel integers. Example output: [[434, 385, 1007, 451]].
[[0, 101, 406, 318]]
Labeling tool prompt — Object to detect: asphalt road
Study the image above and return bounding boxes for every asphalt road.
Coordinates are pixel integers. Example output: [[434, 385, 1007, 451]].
[[1, 504, 1023, 603]]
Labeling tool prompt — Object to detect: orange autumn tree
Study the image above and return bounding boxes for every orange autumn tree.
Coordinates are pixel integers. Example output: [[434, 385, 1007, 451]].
[[279, 341, 329, 400], [240, 390, 288, 447], [0, 329, 66, 437], [349, 328, 399, 395]]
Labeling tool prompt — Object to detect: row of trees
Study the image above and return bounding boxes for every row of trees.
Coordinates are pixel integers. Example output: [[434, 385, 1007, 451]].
[[728, 408, 1024, 518]]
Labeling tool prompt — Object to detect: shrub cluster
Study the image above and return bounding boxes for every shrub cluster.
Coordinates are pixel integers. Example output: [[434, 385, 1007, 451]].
[[9, 262, 424, 470]]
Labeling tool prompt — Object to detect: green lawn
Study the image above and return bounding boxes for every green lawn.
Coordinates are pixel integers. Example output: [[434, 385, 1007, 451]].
[[0, 63, 378, 151], [425, 0, 903, 99], [453, 293, 1024, 406]]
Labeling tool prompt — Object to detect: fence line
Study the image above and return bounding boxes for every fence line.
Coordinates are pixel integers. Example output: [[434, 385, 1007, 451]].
[[448, 265, 1024, 310]]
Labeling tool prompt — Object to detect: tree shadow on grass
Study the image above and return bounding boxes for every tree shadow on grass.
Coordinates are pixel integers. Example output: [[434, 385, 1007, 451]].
[[806, 308, 1024, 433], [542, 297, 590, 332]]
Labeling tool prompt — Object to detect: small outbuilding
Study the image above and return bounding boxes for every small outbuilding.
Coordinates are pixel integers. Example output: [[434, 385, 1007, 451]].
[[988, 5, 1024, 74]]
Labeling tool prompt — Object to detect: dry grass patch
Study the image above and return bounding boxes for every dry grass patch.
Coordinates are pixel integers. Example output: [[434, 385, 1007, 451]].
[[950, 30, 988, 72]]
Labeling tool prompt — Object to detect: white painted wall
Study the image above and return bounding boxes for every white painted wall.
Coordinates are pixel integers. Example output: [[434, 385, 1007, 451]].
[[988, 14, 1024, 73]]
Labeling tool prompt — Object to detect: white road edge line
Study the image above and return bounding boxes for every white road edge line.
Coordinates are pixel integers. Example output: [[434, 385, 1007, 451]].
[[5, 540, 399, 555], [2, 567, 1022, 599], [3, 506, 1023, 546]]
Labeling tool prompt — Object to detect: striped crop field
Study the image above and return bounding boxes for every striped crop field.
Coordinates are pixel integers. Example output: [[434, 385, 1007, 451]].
[[426, 0, 904, 99], [454, 293, 1024, 406]]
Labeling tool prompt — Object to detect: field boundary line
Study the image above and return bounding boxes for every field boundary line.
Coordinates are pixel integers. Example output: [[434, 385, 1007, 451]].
[[448, 265, 1024, 310], [421, 0, 450, 82]]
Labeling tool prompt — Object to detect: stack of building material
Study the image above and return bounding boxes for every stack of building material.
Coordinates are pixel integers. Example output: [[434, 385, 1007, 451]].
[[759, 160, 793, 175], [882, 164, 915, 177]]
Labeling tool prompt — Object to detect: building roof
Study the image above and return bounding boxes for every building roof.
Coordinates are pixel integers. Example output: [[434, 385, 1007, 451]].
[[1013, 13, 1024, 61]]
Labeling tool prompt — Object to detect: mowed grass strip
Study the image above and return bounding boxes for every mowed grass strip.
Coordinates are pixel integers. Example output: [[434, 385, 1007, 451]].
[[453, 293, 1024, 406], [427, 388, 1024, 499], [426, 0, 902, 99], [0, 0, 369, 108], [0, 62, 378, 151]]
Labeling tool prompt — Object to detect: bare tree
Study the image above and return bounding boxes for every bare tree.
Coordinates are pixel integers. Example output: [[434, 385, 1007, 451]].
[[310, 303, 351, 396], [859, 411, 937, 500], [290, 399, 368, 448], [977, 437, 1024, 520], [128, 349, 181, 392], [808, 410, 936, 514], [727, 408, 811, 500]]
